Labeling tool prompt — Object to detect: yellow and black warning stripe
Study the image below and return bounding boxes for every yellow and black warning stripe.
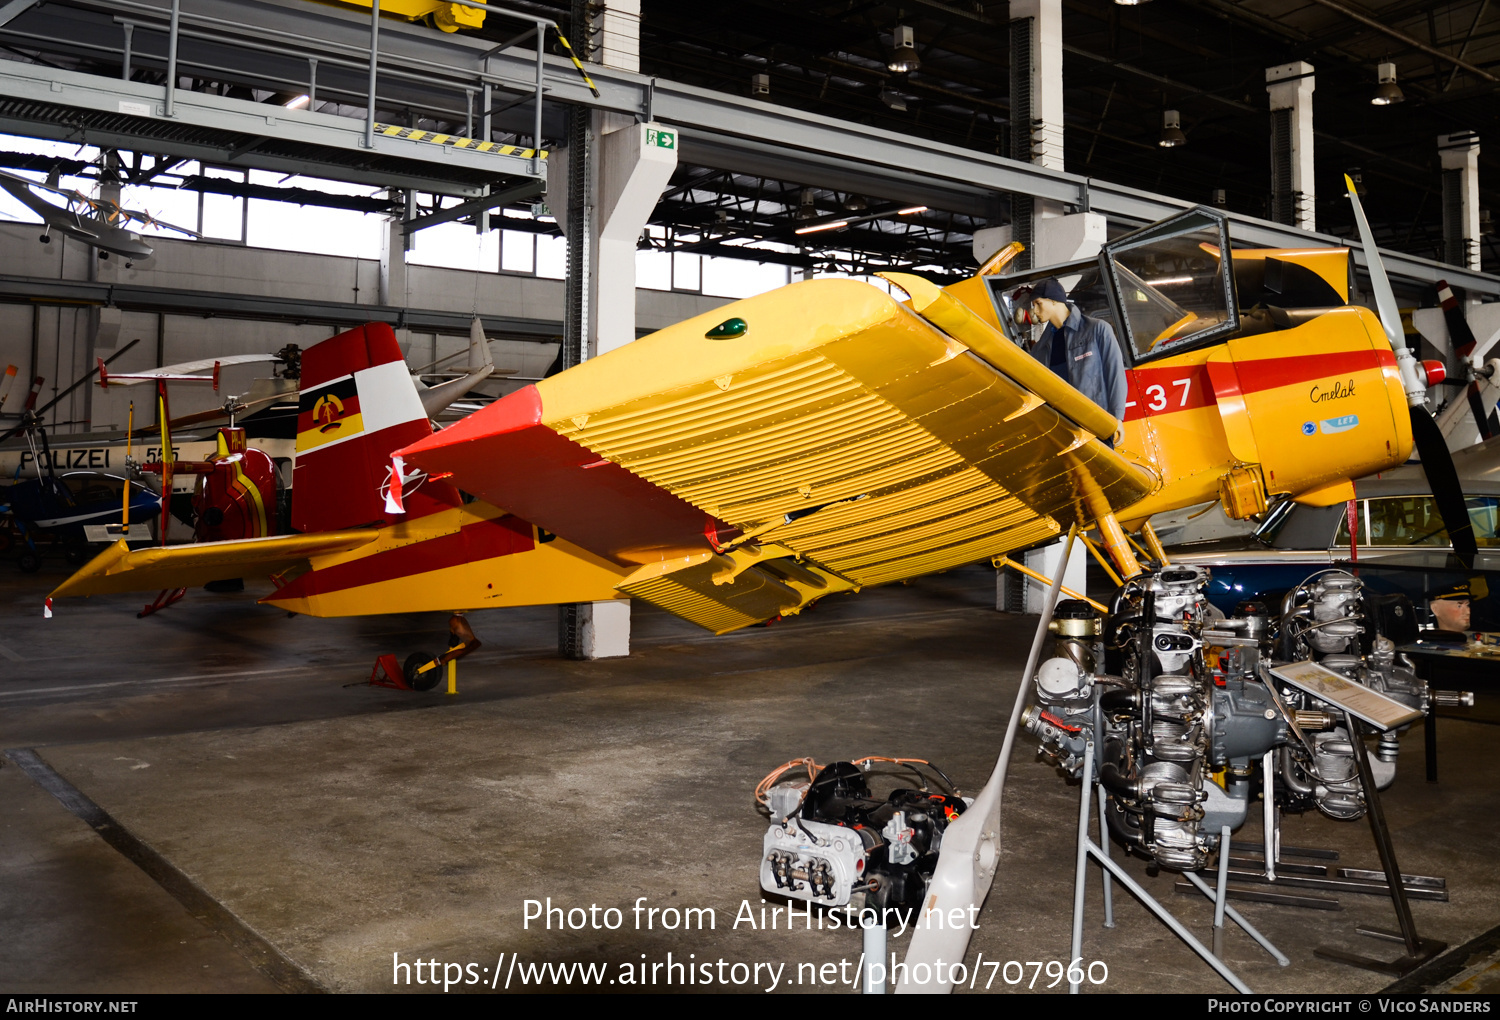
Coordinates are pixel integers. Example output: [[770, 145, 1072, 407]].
[[553, 30, 601, 98], [372, 123, 548, 160]]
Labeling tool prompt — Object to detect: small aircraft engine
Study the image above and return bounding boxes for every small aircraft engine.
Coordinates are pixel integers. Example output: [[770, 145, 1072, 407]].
[[756, 758, 966, 915], [1024, 567, 1469, 871]]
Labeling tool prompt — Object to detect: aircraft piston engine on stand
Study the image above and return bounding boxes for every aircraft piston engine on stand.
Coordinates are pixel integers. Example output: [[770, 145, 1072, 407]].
[[1022, 567, 1467, 873], [755, 758, 968, 917]]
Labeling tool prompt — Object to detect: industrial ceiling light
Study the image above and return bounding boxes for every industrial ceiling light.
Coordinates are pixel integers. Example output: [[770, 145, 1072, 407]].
[[1159, 109, 1186, 148], [795, 218, 850, 236], [751, 73, 770, 97], [796, 189, 817, 221], [794, 203, 928, 236], [888, 24, 920, 74], [1371, 61, 1404, 105], [1114, 0, 1151, 5], [843, 194, 868, 212], [879, 86, 909, 112], [284, 94, 311, 109]]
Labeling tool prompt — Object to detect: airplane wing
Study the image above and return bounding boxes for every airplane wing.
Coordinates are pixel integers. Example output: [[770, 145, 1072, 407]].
[[50, 531, 380, 597], [397, 277, 1155, 633]]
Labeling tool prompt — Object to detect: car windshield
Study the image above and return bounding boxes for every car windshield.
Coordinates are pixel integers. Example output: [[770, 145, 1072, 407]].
[[1335, 495, 1500, 547]]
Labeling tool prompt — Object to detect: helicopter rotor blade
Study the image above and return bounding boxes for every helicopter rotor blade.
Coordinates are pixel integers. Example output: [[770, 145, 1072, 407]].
[[0, 338, 141, 445]]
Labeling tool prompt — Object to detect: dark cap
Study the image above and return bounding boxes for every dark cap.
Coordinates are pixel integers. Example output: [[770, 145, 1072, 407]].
[[1427, 581, 1471, 602], [1033, 277, 1068, 303]]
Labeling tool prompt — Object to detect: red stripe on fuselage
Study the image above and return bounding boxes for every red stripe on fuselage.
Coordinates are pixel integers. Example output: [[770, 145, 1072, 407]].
[[1230, 349, 1384, 394], [1123, 348, 1387, 422], [270, 513, 536, 600], [1123, 366, 1213, 421]]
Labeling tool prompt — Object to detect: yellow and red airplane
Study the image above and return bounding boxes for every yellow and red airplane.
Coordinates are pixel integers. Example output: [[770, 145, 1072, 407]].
[[50, 180, 1471, 661]]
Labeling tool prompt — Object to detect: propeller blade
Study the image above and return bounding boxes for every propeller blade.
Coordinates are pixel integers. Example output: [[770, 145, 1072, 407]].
[[1411, 404, 1478, 570], [1437, 281, 1479, 359], [1437, 280, 1495, 442], [1344, 174, 1428, 406], [119, 206, 202, 238], [1344, 175, 1405, 348]]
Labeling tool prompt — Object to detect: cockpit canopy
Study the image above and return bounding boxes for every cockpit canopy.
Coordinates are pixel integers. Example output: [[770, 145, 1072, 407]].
[[985, 206, 1352, 367]]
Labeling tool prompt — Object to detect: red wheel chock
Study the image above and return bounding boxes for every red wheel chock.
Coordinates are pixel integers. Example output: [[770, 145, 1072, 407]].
[[365, 653, 413, 691]]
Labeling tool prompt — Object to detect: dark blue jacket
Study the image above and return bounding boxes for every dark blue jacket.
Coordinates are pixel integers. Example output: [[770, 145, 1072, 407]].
[[1029, 304, 1129, 423]]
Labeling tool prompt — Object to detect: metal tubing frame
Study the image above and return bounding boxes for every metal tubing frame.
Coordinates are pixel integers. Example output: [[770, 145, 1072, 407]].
[[163, 0, 178, 116], [1183, 869, 1291, 967], [992, 552, 1106, 613], [1261, 750, 1278, 882], [862, 921, 887, 994], [1079, 532, 1124, 588], [105, 17, 494, 126], [1067, 739, 1254, 995], [364, 0, 380, 149]]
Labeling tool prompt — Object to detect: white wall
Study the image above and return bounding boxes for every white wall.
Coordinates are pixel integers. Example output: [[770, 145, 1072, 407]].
[[0, 223, 731, 430]]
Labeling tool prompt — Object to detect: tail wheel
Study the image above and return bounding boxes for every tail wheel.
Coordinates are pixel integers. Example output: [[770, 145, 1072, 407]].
[[403, 652, 442, 692]]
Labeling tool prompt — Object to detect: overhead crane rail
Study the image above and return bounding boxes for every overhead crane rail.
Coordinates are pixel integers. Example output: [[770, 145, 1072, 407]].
[[0, 0, 1492, 294]]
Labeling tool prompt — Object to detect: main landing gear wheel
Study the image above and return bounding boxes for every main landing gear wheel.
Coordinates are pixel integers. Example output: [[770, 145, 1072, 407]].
[[17, 550, 40, 573], [403, 652, 442, 692]]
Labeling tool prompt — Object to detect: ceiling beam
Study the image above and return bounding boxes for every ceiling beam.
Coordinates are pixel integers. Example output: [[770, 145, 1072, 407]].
[[1301, 0, 1497, 82]]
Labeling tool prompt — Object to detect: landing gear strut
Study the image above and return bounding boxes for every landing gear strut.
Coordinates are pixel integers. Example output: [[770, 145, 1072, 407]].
[[362, 614, 482, 693]]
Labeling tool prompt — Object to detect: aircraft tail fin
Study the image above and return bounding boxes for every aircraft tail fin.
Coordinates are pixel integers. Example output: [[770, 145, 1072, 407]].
[[416, 318, 495, 418], [292, 323, 459, 533]]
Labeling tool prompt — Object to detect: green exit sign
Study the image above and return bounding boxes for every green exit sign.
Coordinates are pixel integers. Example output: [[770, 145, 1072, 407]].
[[646, 127, 676, 150]]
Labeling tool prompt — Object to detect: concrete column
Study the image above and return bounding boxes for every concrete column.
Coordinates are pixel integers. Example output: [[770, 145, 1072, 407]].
[[593, 123, 678, 355], [973, 212, 1104, 270], [1009, 0, 1063, 172], [1034, 212, 1107, 266], [553, 1, 665, 658], [1005, 0, 1064, 271], [1266, 62, 1315, 232], [1439, 131, 1481, 271], [596, 0, 640, 74], [998, 540, 1086, 614], [378, 191, 409, 306]]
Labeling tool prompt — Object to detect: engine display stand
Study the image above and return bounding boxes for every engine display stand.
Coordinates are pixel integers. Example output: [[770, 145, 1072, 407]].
[[1068, 737, 1288, 994], [1312, 711, 1447, 976]]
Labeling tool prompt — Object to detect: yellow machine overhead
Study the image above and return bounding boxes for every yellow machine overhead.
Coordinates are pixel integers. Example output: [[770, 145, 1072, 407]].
[[319, 1, 484, 32]]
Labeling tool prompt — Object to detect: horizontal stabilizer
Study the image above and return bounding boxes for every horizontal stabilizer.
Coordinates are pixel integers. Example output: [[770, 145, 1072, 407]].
[[51, 531, 379, 597]]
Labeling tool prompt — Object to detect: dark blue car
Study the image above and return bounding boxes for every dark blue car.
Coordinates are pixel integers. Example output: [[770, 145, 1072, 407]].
[[1166, 437, 1500, 631]]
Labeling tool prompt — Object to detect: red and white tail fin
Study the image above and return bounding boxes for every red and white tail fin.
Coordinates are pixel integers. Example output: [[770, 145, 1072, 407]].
[[291, 323, 459, 533]]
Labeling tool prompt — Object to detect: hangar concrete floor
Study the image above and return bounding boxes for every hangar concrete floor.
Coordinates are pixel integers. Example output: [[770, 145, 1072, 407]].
[[2, 559, 1497, 995]]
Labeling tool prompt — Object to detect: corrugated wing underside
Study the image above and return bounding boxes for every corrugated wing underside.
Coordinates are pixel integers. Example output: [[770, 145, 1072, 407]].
[[547, 299, 1151, 628]]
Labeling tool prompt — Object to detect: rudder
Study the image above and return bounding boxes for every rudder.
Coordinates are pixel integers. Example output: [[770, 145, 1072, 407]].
[[292, 323, 459, 532]]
